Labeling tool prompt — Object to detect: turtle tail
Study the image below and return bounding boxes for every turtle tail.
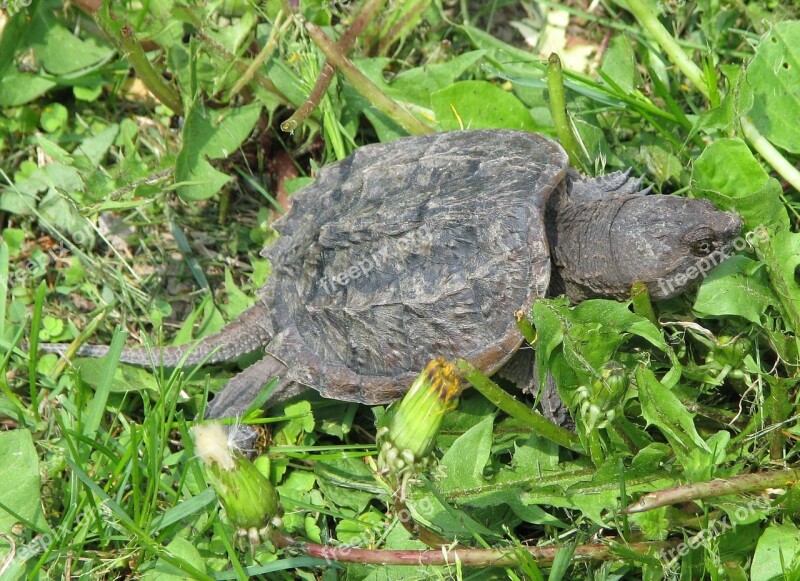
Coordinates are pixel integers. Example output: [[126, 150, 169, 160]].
[[36, 302, 273, 367]]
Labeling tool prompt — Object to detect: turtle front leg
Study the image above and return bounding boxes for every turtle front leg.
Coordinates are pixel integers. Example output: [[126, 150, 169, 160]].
[[204, 353, 304, 420]]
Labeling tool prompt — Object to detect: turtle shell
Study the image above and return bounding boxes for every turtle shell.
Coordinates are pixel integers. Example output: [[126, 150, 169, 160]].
[[257, 130, 569, 404]]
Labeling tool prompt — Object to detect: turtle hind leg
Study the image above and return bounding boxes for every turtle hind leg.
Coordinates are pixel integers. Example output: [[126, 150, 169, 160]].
[[203, 353, 303, 420]]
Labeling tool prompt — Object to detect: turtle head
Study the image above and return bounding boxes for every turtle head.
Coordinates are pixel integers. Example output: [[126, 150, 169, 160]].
[[549, 192, 743, 301], [608, 195, 743, 300]]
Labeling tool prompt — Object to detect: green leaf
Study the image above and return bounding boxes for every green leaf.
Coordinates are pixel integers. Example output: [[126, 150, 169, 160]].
[[282, 400, 315, 436], [334, 509, 384, 544], [532, 297, 675, 391], [637, 367, 710, 462], [221, 268, 254, 319], [1, 228, 25, 256], [74, 359, 160, 393], [28, 10, 113, 76], [73, 83, 104, 102], [142, 537, 207, 580], [0, 430, 48, 535], [315, 457, 378, 512], [384, 50, 486, 107], [175, 103, 261, 201], [693, 139, 800, 331], [600, 35, 637, 94], [0, 4, 30, 80], [74, 124, 119, 168], [40, 102, 68, 133], [36, 135, 73, 165], [438, 414, 494, 492], [746, 22, 800, 153], [431, 80, 538, 131], [174, 295, 225, 344], [693, 138, 769, 201], [751, 522, 800, 580], [694, 255, 774, 324], [0, 70, 57, 106]]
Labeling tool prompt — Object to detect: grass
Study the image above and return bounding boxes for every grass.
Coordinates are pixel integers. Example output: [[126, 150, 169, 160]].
[[1, 0, 800, 579]]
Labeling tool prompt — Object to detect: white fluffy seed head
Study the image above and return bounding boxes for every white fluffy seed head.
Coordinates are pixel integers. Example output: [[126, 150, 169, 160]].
[[192, 423, 236, 471], [226, 420, 255, 455]]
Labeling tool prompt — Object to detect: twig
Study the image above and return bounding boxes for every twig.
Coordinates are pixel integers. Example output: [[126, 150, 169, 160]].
[[622, 469, 796, 514], [304, 22, 433, 136], [283, 0, 389, 132]]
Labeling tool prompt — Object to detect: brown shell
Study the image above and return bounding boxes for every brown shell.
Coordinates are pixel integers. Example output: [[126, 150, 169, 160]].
[[257, 130, 568, 404]]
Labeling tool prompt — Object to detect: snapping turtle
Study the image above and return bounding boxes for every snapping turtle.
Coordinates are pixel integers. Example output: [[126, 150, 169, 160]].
[[38, 130, 743, 419]]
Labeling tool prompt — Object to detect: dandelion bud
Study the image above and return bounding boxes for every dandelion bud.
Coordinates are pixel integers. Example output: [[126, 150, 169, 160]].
[[377, 358, 462, 488], [192, 423, 280, 531]]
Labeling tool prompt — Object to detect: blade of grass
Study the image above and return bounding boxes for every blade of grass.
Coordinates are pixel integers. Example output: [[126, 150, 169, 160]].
[[80, 326, 127, 457], [27, 281, 46, 422], [65, 457, 216, 581], [0, 241, 7, 338]]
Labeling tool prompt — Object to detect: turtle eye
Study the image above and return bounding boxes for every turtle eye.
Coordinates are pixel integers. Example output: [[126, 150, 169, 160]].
[[692, 238, 714, 256]]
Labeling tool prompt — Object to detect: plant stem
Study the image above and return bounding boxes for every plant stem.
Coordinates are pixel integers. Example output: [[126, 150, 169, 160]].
[[376, 0, 431, 55], [271, 530, 677, 565], [741, 118, 800, 193], [617, 0, 708, 97], [282, 0, 388, 132], [176, 8, 288, 103], [393, 497, 449, 548], [586, 429, 606, 466], [304, 22, 433, 136], [92, 7, 184, 115], [456, 360, 584, 453], [630, 282, 657, 326], [622, 469, 795, 514], [514, 310, 537, 345], [228, 11, 291, 101], [546, 53, 587, 172]]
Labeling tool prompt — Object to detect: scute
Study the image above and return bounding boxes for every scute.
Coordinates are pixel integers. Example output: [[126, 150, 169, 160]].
[[258, 130, 568, 403]]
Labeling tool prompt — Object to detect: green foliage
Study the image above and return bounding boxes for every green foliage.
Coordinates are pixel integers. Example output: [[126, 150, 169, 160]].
[[175, 103, 262, 201], [746, 22, 800, 153], [0, 0, 798, 579]]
